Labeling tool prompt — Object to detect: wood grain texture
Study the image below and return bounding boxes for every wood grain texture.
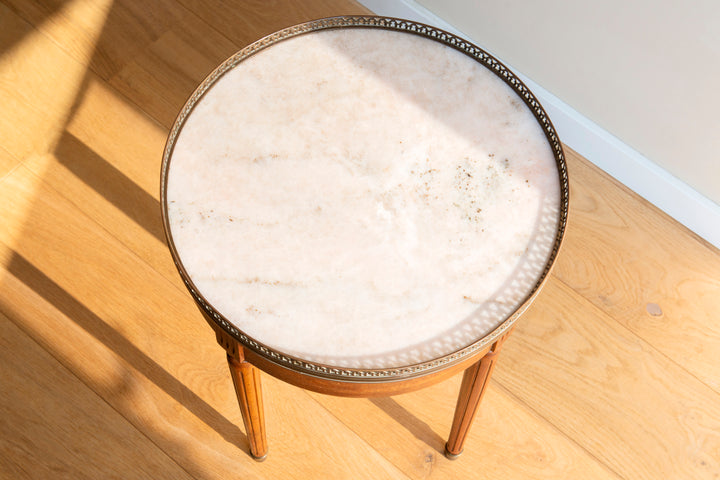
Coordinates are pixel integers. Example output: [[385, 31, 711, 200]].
[[5, 0, 200, 80], [0, 312, 194, 480], [0, 165, 408, 479], [494, 278, 720, 479], [556, 147, 720, 392], [174, 0, 372, 48], [0, 3, 92, 160], [21, 78, 180, 284], [308, 376, 620, 480], [107, 25, 237, 128], [445, 340, 503, 457], [0, 144, 19, 181], [2, 0, 720, 478], [228, 352, 268, 460], [5, 0, 370, 129]]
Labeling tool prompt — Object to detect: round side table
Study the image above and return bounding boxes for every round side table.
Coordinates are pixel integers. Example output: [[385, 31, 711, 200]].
[[161, 16, 568, 461]]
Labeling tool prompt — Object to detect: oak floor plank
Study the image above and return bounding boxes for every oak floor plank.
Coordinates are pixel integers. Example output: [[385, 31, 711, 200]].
[[2, 0, 370, 131], [22, 77, 180, 284], [308, 375, 620, 480], [0, 144, 19, 181], [0, 312, 195, 480], [494, 278, 720, 479], [0, 165, 409, 480], [0, 3, 93, 161], [175, 0, 371, 48], [556, 148, 720, 392], [4, 0, 238, 130], [4, 0, 190, 80], [3, 0, 720, 479], [1, 0, 114, 70], [107, 24, 238, 128]]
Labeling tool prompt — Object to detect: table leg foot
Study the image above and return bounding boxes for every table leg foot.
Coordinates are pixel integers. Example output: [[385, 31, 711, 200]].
[[227, 352, 268, 460], [250, 451, 268, 462], [443, 443, 463, 460]]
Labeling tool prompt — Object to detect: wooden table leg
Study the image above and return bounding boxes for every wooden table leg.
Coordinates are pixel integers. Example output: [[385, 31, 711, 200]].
[[445, 334, 509, 459], [227, 350, 268, 461]]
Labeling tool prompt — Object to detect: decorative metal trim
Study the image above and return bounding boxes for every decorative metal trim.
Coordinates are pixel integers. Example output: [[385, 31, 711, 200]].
[[160, 16, 570, 383]]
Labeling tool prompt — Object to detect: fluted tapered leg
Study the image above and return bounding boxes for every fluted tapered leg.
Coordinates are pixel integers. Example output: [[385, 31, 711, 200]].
[[445, 336, 507, 459], [227, 352, 268, 461]]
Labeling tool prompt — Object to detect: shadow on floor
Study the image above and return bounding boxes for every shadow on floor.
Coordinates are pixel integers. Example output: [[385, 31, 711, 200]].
[[370, 397, 446, 455], [5, 251, 249, 454]]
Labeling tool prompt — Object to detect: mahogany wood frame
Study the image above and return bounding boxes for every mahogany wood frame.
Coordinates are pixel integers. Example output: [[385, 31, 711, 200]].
[[208, 308, 511, 461]]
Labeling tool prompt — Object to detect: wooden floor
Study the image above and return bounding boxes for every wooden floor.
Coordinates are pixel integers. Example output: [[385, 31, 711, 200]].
[[1, 1, 719, 478]]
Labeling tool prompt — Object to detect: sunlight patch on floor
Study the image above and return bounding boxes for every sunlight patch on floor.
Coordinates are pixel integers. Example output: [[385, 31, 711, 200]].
[[64, 77, 168, 197], [0, 0, 113, 158], [0, 0, 113, 256]]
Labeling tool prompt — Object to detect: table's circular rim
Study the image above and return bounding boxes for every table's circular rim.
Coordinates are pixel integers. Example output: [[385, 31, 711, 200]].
[[160, 15, 570, 383]]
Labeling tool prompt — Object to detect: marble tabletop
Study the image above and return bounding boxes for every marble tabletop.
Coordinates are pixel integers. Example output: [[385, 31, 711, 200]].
[[165, 23, 564, 370]]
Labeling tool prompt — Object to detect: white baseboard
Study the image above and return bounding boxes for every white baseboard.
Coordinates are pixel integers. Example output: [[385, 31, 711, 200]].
[[358, 0, 720, 250]]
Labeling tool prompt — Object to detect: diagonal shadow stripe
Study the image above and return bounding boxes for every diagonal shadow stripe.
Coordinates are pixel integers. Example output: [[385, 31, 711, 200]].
[[54, 131, 165, 243], [0, 2, 67, 58], [5, 251, 247, 452], [370, 397, 446, 455]]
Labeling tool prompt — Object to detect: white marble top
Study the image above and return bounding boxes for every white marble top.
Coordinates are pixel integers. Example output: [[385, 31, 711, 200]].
[[166, 27, 562, 369]]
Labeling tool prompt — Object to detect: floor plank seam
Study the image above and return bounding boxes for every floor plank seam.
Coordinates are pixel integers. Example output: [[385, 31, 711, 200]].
[[563, 146, 719, 255], [6, 0, 241, 133], [0, 299, 201, 480], [4, 1, 718, 477], [551, 274, 720, 398], [15, 164, 193, 298], [0, 159, 24, 185], [1, 5, 173, 137], [491, 379, 625, 480], [303, 392, 416, 479]]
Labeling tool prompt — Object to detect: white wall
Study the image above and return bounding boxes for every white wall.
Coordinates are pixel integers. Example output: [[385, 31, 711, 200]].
[[415, 0, 720, 204], [359, 0, 720, 248]]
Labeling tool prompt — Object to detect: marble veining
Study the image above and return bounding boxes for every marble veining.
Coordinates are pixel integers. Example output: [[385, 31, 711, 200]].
[[166, 28, 562, 369]]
